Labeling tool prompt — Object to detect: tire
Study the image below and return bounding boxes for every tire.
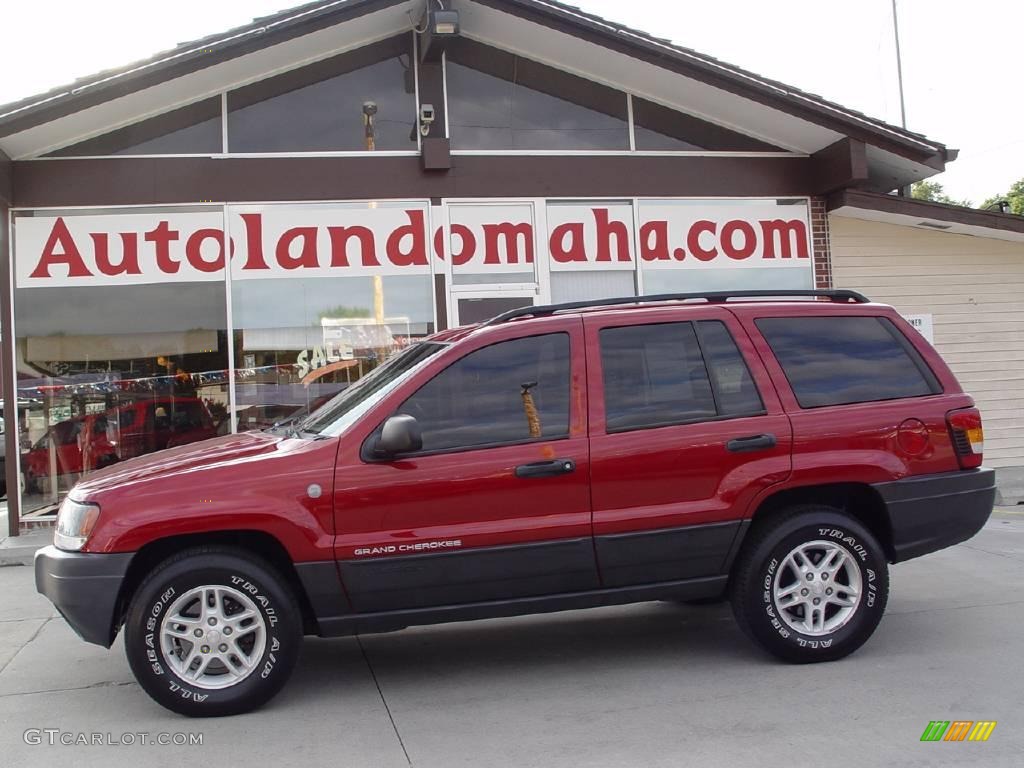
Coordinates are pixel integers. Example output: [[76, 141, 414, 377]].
[[730, 506, 889, 663], [124, 547, 302, 717]]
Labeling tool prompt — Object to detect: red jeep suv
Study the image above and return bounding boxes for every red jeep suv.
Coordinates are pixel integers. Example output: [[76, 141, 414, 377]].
[[35, 290, 996, 717]]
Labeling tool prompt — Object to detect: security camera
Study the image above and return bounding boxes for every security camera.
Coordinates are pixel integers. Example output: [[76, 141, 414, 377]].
[[419, 103, 435, 136], [362, 101, 378, 117]]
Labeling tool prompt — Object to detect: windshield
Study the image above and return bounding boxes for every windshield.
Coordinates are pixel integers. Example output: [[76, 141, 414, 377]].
[[298, 342, 447, 436]]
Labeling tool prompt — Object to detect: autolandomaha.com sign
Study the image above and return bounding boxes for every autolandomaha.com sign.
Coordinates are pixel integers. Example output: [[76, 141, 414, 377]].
[[14, 199, 812, 288]]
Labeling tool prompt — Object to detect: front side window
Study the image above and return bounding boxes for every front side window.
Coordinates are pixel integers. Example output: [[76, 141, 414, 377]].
[[600, 322, 716, 432], [397, 333, 571, 453], [756, 316, 941, 408]]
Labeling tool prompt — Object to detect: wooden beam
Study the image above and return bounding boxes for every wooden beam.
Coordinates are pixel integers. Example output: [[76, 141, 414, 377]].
[[810, 138, 869, 195]]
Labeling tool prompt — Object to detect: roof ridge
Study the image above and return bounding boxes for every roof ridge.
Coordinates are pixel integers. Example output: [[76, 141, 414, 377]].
[[0, 0, 946, 157]]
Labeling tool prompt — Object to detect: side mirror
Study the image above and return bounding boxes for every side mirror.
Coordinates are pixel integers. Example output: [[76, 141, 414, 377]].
[[375, 414, 423, 458]]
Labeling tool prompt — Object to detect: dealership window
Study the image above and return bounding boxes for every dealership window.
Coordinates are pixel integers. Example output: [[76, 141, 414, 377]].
[[227, 36, 417, 153], [599, 322, 716, 432], [547, 201, 637, 302], [228, 202, 435, 432], [46, 99, 223, 156], [637, 199, 814, 295], [445, 39, 630, 151], [447, 202, 538, 285], [11, 208, 229, 514], [756, 316, 941, 408], [632, 97, 781, 152], [397, 333, 571, 452]]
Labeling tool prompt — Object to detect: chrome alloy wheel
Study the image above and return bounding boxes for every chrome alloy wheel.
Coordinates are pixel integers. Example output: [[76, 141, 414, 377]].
[[159, 585, 267, 690], [772, 540, 863, 637]]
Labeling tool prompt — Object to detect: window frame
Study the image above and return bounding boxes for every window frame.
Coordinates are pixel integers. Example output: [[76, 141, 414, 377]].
[[695, 319, 766, 420], [361, 328, 579, 460]]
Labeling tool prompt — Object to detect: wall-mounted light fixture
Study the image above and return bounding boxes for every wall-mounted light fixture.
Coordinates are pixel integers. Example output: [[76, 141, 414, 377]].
[[419, 2, 460, 62]]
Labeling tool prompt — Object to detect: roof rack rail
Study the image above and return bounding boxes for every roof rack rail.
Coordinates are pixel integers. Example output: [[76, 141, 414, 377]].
[[481, 289, 870, 327]]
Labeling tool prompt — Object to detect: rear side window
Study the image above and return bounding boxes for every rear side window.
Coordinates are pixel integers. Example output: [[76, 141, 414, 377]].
[[599, 322, 717, 432], [696, 320, 764, 417], [756, 316, 941, 408], [399, 333, 571, 452]]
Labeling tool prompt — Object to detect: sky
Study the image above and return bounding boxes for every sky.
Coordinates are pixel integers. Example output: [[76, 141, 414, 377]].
[[0, 0, 1019, 204]]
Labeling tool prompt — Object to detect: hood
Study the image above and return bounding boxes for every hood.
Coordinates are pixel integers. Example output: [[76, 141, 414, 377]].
[[72, 430, 289, 498]]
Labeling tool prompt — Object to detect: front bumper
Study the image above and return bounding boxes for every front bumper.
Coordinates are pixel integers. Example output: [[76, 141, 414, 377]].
[[34, 545, 134, 647], [873, 468, 996, 563]]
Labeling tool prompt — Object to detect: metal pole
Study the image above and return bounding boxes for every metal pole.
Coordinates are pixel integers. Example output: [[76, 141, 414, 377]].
[[891, 0, 913, 197], [892, 0, 907, 129]]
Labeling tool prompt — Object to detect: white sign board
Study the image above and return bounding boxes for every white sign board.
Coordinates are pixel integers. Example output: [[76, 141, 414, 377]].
[[14, 199, 812, 288], [903, 313, 935, 344]]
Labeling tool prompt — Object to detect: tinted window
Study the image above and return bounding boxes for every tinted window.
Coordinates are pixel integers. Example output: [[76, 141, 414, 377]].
[[48, 98, 222, 156], [631, 96, 781, 152], [756, 316, 940, 408], [399, 334, 570, 452], [446, 40, 629, 150], [227, 37, 416, 152], [600, 323, 716, 432], [696, 321, 764, 416], [170, 402, 206, 429]]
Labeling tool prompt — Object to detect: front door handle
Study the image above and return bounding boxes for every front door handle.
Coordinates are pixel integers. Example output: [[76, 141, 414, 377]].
[[515, 459, 576, 479], [726, 434, 777, 453]]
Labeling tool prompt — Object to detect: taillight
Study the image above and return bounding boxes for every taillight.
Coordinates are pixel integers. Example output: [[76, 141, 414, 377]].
[[947, 408, 984, 469]]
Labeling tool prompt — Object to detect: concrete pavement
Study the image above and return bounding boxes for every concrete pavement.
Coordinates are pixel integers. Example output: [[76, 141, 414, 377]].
[[1, 512, 1022, 767]]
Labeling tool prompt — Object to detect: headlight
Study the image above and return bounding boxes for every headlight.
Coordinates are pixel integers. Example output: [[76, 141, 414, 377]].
[[54, 496, 101, 551]]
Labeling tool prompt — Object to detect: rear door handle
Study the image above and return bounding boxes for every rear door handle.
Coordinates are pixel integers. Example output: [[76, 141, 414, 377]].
[[515, 459, 576, 479], [726, 434, 777, 453]]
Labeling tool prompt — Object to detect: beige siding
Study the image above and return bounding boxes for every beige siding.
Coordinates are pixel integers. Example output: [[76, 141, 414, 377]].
[[830, 216, 1024, 469]]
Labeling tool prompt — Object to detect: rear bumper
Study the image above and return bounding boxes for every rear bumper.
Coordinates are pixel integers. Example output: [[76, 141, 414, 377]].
[[873, 468, 996, 563], [34, 545, 133, 647]]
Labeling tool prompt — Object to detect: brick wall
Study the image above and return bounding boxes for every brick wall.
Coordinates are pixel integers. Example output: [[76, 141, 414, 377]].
[[810, 197, 832, 289]]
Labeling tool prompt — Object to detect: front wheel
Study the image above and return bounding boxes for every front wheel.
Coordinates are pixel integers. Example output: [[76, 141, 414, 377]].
[[730, 507, 889, 663], [124, 547, 302, 716]]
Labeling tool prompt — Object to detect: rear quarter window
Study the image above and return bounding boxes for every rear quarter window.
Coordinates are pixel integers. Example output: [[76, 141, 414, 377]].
[[756, 315, 941, 408]]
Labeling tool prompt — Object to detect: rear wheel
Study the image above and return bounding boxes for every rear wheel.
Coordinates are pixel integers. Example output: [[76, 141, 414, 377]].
[[730, 506, 889, 663], [124, 547, 302, 717]]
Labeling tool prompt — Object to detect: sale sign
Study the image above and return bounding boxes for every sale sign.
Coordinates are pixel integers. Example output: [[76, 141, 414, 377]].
[[14, 199, 812, 288]]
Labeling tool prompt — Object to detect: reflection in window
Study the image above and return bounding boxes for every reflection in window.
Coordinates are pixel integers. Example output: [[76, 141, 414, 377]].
[[46, 99, 223, 156], [446, 40, 629, 150], [399, 334, 571, 452], [695, 320, 764, 416], [600, 322, 716, 432], [756, 317, 940, 408], [13, 277, 229, 512], [231, 275, 435, 432], [227, 36, 416, 152]]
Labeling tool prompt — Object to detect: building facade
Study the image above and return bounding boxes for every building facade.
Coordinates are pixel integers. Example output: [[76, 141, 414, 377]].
[[1, 0, 1021, 531]]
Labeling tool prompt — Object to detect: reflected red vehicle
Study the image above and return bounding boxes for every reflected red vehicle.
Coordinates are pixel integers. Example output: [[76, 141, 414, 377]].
[[23, 398, 216, 490]]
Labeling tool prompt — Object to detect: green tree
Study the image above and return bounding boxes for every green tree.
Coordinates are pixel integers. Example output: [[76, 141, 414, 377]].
[[318, 304, 371, 322], [911, 180, 972, 207], [980, 178, 1024, 215]]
